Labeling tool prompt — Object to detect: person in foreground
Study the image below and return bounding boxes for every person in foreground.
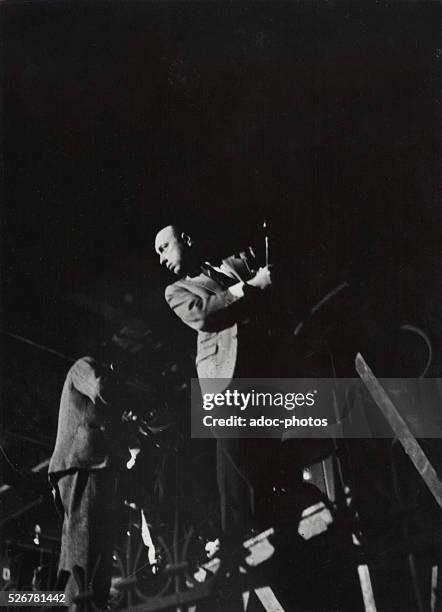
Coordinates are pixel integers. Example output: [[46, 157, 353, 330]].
[[155, 224, 277, 541]]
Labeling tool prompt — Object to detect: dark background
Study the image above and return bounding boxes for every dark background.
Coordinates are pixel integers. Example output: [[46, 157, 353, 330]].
[[0, 3, 441, 603], [1, 0, 441, 444], [2, 0, 441, 338], [2, 0, 441, 465]]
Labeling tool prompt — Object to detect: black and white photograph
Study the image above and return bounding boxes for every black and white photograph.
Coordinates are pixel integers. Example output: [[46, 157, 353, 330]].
[[1, 1, 441, 610]]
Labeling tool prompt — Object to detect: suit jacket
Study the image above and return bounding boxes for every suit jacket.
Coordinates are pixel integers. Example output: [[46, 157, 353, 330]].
[[165, 255, 259, 381], [49, 357, 126, 474]]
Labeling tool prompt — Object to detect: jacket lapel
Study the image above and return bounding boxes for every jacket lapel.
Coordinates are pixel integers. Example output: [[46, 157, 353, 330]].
[[178, 274, 220, 294], [177, 255, 253, 293]]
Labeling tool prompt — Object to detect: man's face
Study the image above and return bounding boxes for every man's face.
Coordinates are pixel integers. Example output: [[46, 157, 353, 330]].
[[155, 225, 190, 276]]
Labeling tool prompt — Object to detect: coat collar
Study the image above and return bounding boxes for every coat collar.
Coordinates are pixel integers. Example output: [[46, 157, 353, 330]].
[[176, 255, 252, 292]]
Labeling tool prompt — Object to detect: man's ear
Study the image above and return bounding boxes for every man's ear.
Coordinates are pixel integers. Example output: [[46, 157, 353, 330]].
[[181, 232, 193, 247]]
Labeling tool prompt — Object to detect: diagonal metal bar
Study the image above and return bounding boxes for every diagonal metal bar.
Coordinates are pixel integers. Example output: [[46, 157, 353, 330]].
[[355, 353, 442, 510]]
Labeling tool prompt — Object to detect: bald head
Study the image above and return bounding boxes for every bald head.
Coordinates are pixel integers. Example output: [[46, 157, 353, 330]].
[[155, 225, 195, 276]]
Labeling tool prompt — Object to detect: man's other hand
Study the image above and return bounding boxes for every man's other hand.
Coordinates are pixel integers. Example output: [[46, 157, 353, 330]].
[[247, 265, 273, 290]]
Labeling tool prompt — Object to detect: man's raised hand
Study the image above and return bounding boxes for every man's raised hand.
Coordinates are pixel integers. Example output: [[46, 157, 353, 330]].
[[248, 265, 273, 290]]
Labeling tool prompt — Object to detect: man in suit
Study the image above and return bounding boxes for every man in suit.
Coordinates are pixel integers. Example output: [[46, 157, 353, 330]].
[[155, 224, 276, 538], [154, 225, 273, 376], [49, 356, 138, 610]]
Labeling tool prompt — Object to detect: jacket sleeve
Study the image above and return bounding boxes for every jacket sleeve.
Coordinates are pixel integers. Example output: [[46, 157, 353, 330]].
[[70, 356, 156, 419], [165, 282, 261, 332], [69, 357, 121, 407]]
